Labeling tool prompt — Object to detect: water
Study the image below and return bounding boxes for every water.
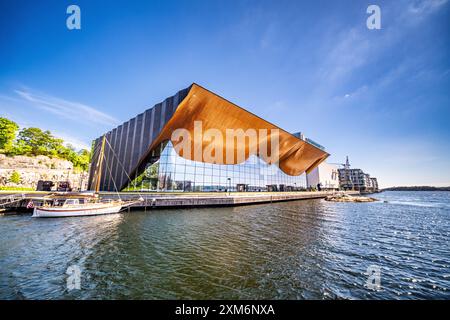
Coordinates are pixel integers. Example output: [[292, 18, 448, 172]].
[[0, 191, 449, 299]]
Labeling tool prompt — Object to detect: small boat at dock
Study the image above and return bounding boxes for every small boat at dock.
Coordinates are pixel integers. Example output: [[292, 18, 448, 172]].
[[32, 135, 143, 218], [31, 193, 139, 218]]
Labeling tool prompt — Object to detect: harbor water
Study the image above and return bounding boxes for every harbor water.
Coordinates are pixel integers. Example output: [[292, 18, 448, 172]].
[[0, 191, 448, 299]]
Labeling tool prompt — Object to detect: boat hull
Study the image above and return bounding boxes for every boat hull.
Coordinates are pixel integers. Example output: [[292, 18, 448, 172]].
[[32, 204, 123, 218]]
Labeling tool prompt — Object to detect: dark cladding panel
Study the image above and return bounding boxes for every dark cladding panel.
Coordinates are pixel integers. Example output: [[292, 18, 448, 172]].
[[121, 117, 136, 187], [109, 126, 122, 191], [117, 120, 130, 189], [172, 92, 180, 113], [142, 108, 153, 154], [148, 107, 156, 142], [152, 103, 162, 141], [87, 137, 101, 190], [160, 100, 167, 130], [111, 124, 124, 191], [100, 131, 112, 191], [130, 113, 144, 179], [165, 97, 174, 123], [87, 85, 192, 191], [106, 128, 118, 191], [173, 87, 190, 112]]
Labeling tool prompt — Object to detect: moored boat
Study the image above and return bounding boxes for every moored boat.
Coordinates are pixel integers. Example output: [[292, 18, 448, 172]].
[[32, 198, 124, 218], [32, 135, 143, 218]]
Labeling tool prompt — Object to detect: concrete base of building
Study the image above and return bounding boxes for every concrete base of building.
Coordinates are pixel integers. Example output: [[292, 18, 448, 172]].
[[101, 191, 361, 209], [1, 191, 360, 213]]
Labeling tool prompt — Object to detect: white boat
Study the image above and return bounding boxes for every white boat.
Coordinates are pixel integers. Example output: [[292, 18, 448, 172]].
[[32, 135, 143, 218], [32, 198, 125, 218]]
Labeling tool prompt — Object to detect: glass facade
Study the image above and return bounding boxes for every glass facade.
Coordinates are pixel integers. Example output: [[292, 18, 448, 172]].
[[126, 141, 307, 192]]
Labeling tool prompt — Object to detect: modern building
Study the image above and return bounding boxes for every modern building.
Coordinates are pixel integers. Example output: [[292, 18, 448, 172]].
[[88, 84, 329, 192], [370, 177, 379, 191], [338, 168, 379, 192], [306, 162, 340, 190], [338, 168, 366, 191]]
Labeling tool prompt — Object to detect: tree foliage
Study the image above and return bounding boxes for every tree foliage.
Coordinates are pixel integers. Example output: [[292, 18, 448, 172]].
[[9, 171, 21, 184], [0, 117, 91, 171], [16, 127, 63, 156], [0, 117, 19, 152]]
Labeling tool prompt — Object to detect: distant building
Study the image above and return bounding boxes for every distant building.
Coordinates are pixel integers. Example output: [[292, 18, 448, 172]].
[[336, 156, 379, 192], [307, 162, 340, 190], [364, 173, 372, 189], [338, 168, 365, 191], [338, 168, 379, 192], [370, 177, 379, 191]]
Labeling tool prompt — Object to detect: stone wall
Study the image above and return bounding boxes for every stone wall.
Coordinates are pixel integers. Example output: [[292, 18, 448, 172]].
[[0, 154, 88, 190]]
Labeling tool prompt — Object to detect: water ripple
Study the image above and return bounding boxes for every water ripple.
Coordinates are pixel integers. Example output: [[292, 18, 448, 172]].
[[0, 191, 449, 299]]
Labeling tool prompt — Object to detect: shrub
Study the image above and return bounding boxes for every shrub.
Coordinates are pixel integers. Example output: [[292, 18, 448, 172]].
[[9, 171, 21, 184]]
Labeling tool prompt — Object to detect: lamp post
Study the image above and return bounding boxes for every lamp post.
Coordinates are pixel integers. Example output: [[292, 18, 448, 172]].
[[227, 177, 231, 196], [79, 173, 83, 192], [66, 167, 71, 191]]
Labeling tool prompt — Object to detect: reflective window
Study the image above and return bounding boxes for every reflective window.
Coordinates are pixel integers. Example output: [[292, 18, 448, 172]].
[[125, 141, 307, 192]]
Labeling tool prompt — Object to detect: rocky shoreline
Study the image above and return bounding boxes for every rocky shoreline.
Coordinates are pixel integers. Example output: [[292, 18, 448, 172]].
[[0, 154, 88, 190], [325, 193, 377, 202]]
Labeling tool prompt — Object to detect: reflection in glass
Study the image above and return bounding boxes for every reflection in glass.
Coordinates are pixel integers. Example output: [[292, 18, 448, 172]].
[[126, 141, 307, 192]]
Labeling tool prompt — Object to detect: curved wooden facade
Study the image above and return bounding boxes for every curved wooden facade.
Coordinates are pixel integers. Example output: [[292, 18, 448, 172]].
[[88, 84, 329, 191]]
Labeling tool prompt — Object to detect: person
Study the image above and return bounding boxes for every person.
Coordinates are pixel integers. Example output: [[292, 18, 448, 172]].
[[317, 183, 322, 191]]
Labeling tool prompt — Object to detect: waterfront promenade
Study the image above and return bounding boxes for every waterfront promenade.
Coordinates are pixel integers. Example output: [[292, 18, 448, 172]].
[[0, 191, 359, 212]]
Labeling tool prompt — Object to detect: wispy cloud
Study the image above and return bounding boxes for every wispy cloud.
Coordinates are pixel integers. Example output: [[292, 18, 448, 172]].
[[303, 0, 449, 110], [407, 0, 448, 15], [52, 131, 91, 150], [14, 89, 119, 126]]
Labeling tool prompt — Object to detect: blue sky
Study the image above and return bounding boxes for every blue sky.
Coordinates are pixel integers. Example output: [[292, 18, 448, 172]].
[[1, 0, 449, 187]]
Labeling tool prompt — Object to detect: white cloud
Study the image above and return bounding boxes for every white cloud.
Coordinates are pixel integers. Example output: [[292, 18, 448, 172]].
[[407, 0, 448, 15], [14, 89, 119, 126], [52, 131, 91, 150]]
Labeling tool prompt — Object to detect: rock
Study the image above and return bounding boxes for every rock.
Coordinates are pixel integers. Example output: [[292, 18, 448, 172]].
[[0, 154, 87, 190], [325, 193, 377, 202]]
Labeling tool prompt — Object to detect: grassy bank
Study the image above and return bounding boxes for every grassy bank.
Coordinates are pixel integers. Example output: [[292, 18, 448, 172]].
[[0, 186, 34, 191]]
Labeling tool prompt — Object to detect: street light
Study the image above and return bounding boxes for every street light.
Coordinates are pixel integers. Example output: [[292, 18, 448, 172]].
[[227, 177, 231, 196], [66, 167, 71, 191]]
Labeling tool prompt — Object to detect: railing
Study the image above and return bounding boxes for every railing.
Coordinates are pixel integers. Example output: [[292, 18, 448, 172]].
[[0, 193, 26, 207]]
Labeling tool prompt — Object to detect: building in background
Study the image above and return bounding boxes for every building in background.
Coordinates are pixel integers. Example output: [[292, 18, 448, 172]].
[[370, 177, 379, 191], [88, 84, 329, 192], [306, 162, 340, 190], [337, 157, 379, 192], [338, 168, 369, 191]]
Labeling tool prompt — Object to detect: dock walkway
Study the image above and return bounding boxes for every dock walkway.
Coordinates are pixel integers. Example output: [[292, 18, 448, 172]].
[[100, 191, 360, 208], [0, 191, 360, 213]]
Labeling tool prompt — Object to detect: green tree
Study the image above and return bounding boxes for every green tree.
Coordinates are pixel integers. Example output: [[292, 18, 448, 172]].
[[0, 117, 19, 152], [0, 117, 91, 172], [9, 171, 21, 184], [16, 127, 64, 156], [76, 149, 91, 171]]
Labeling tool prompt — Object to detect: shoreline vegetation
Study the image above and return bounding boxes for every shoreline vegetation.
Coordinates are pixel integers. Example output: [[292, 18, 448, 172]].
[[383, 186, 450, 191], [0, 117, 90, 171]]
